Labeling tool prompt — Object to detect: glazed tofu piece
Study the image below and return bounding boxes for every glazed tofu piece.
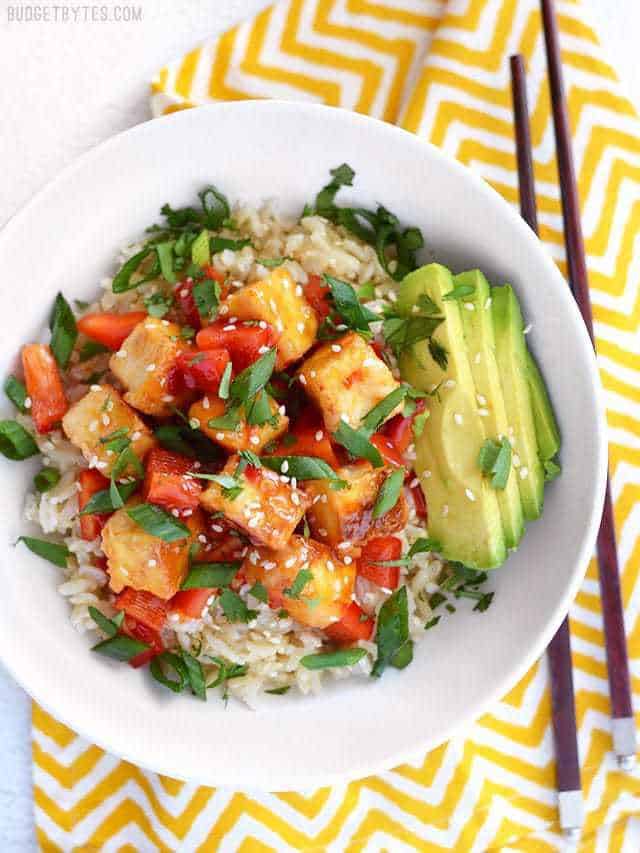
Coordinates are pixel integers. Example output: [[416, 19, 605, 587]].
[[109, 317, 191, 416], [62, 384, 155, 478], [222, 268, 317, 369], [102, 500, 204, 598], [189, 395, 288, 453], [199, 455, 311, 550], [243, 535, 355, 629], [305, 461, 408, 546], [298, 332, 402, 433]]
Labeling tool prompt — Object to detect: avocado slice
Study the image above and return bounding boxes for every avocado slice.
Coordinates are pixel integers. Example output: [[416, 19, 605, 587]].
[[525, 348, 561, 461], [397, 264, 507, 570], [455, 270, 525, 550], [491, 285, 544, 521]]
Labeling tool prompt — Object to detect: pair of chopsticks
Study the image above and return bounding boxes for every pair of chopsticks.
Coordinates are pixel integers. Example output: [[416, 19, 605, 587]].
[[509, 0, 636, 837]]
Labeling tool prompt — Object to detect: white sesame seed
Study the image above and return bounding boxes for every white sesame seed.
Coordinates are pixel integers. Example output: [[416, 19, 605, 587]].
[[520, 466, 529, 479], [523, 323, 532, 335], [281, 460, 289, 473], [202, 397, 210, 410], [23, 396, 32, 409], [299, 374, 307, 386], [258, 320, 267, 329], [465, 488, 476, 502], [198, 534, 207, 543], [331, 344, 342, 353], [484, 297, 492, 310], [162, 394, 174, 402], [422, 470, 432, 479], [295, 285, 303, 297], [444, 379, 456, 389], [161, 320, 170, 327], [115, 350, 127, 359], [212, 524, 224, 533], [474, 353, 482, 364], [101, 414, 110, 427], [90, 384, 101, 392], [250, 435, 260, 446], [263, 560, 276, 570], [318, 528, 328, 536], [180, 289, 189, 298], [309, 370, 316, 378], [248, 517, 259, 528], [285, 557, 296, 568], [96, 461, 108, 470], [344, 555, 353, 565], [476, 393, 487, 405], [249, 551, 259, 564], [454, 413, 463, 426], [442, 504, 449, 517], [89, 420, 98, 433], [512, 454, 521, 468], [171, 508, 180, 517], [291, 492, 300, 505], [189, 417, 200, 429], [258, 345, 269, 354], [146, 363, 156, 372], [297, 322, 305, 333], [409, 477, 419, 488], [340, 413, 350, 424], [362, 357, 376, 367], [148, 559, 157, 568], [278, 405, 286, 416], [315, 430, 324, 441], [478, 408, 490, 417], [291, 477, 297, 489], [216, 433, 225, 440], [219, 305, 229, 315], [464, 302, 475, 311]]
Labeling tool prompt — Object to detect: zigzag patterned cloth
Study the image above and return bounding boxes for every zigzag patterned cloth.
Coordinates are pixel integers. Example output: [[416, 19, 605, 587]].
[[34, 0, 640, 849]]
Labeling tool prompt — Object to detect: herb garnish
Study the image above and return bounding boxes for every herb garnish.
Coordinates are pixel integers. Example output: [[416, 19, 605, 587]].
[[360, 386, 408, 434], [283, 569, 314, 600], [0, 420, 39, 461], [49, 292, 78, 369], [4, 376, 28, 412], [372, 468, 405, 519], [442, 283, 475, 302], [126, 503, 190, 542], [34, 467, 60, 493], [89, 606, 124, 637], [371, 585, 411, 677], [332, 419, 383, 467], [92, 635, 149, 662], [478, 437, 512, 490], [229, 347, 277, 403], [17, 536, 70, 568], [78, 340, 110, 362], [193, 277, 221, 323], [323, 275, 378, 334], [260, 455, 345, 487], [301, 648, 367, 670], [181, 561, 241, 589], [144, 291, 173, 318], [219, 589, 257, 623], [544, 458, 561, 481]]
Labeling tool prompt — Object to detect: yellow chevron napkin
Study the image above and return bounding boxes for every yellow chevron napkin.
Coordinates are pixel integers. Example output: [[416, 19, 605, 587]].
[[34, 1, 640, 849]]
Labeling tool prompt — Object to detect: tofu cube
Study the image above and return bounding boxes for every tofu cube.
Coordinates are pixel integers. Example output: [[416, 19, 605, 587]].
[[62, 384, 155, 478], [298, 332, 402, 433], [189, 395, 288, 453], [199, 455, 310, 550], [102, 501, 205, 598], [243, 535, 355, 629], [222, 268, 318, 369], [109, 317, 191, 416], [305, 461, 408, 546]]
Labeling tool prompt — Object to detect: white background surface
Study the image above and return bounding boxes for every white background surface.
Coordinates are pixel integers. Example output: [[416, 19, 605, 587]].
[[0, 0, 636, 848]]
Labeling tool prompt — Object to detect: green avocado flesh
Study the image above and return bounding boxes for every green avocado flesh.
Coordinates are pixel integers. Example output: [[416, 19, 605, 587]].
[[525, 348, 561, 461], [398, 264, 507, 570], [455, 270, 525, 550], [491, 285, 545, 521]]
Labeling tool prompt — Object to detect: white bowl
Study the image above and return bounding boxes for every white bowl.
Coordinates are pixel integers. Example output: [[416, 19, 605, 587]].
[[0, 102, 607, 791]]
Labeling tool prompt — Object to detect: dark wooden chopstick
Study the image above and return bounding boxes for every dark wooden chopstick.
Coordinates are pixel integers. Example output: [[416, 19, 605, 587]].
[[510, 55, 583, 839], [540, 0, 636, 769]]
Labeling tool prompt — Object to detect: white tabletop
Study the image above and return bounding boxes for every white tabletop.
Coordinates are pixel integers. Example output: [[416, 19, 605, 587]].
[[0, 0, 636, 847]]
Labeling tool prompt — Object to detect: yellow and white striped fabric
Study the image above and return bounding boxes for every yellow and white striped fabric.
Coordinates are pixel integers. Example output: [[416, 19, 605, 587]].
[[34, 1, 640, 849]]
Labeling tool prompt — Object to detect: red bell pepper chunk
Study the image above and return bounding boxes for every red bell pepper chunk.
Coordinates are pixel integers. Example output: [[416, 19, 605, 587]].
[[21, 344, 68, 434], [273, 408, 339, 468], [169, 588, 216, 620], [115, 588, 168, 633], [78, 469, 110, 541], [358, 536, 402, 590], [175, 348, 230, 395], [370, 433, 404, 469], [304, 274, 333, 321], [142, 447, 202, 511], [324, 601, 374, 646], [411, 482, 428, 521], [383, 399, 426, 454], [77, 311, 147, 351], [196, 319, 278, 371], [121, 616, 164, 668]]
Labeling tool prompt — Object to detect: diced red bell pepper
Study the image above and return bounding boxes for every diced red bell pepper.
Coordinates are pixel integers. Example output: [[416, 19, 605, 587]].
[[77, 312, 147, 351], [78, 469, 110, 541], [121, 616, 164, 668], [273, 408, 339, 468], [142, 447, 202, 511], [174, 348, 230, 395], [370, 433, 404, 468], [383, 399, 426, 454], [304, 274, 332, 321], [21, 344, 68, 434], [169, 588, 216, 620], [324, 602, 374, 646], [411, 481, 428, 521], [115, 588, 168, 633], [358, 536, 402, 590], [196, 319, 278, 371]]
